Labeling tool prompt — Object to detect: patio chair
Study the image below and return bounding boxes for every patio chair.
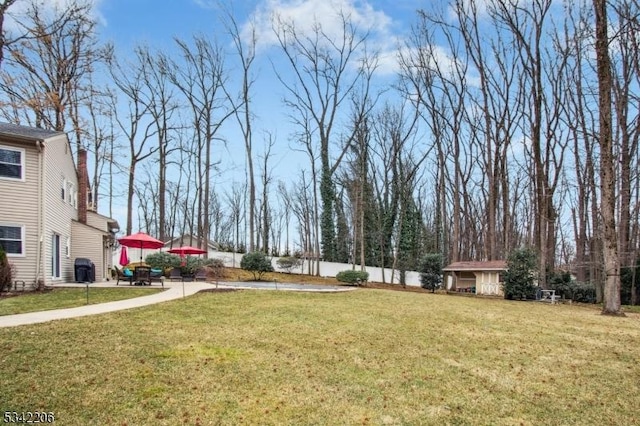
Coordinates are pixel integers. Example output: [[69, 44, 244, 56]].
[[194, 268, 208, 282], [115, 266, 134, 286], [150, 268, 165, 288], [169, 268, 183, 282]]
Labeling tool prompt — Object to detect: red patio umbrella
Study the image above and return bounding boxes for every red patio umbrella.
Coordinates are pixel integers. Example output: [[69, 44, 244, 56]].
[[168, 245, 207, 267], [118, 246, 130, 266], [167, 246, 208, 256], [118, 231, 164, 263]]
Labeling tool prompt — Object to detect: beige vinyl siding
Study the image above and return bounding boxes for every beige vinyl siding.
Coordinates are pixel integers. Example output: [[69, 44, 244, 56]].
[[0, 140, 40, 286], [42, 135, 78, 283], [86, 211, 111, 232], [71, 221, 108, 281], [84, 212, 117, 280]]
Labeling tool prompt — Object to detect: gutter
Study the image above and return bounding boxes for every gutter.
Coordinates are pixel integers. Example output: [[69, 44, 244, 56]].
[[34, 140, 45, 288]]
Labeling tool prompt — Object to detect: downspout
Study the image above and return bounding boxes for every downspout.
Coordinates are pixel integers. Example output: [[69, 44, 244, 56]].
[[34, 140, 45, 288]]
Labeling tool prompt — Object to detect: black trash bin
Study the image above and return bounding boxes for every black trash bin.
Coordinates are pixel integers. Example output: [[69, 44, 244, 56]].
[[74, 258, 95, 283]]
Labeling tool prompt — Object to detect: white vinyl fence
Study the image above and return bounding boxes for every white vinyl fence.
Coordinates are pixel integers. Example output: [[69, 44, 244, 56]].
[[209, 250, 422, 287], [114, 248, 423, 287]]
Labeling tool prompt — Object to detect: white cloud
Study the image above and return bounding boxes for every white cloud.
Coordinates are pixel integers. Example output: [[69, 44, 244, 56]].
[[5, 0, 106, 34], [447, 0, 492, 22], [376, 47, 401, 76], [244, 0, 401, 74]]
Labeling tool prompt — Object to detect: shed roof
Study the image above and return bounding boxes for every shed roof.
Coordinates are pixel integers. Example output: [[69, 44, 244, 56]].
[[164, 234, 218, 250], [443, 260, 507, 272]]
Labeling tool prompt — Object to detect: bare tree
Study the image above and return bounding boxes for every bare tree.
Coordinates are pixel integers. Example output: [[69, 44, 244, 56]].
[[341, 107, 371, 271], [286, 103, 322, 272], [610, 0, 640, 281], [276, 180, 293, 256], [83, 76, 117, 212], [368, 102, 423, 283], [561, 4, 600, 286], [272, 9, 378, 262], [399, 7, 474, 264], [288, 171, 316, 275], [258, 133, 276, 254], [490, 0, 569, 288], [593, 0, 623, 315], [226, 182, 246, 262], [171, 126, 200, 240], [221, 5, 258, 252], [0, 0, 86, 70], [0, 0, 18, 68], [165, 35, 235, 251], [1, 0, 105, 149], [107, 49, 159, 235], [405, 2, 522, 266], [208, 189, 224, 246], [136, 46, 180, 241]]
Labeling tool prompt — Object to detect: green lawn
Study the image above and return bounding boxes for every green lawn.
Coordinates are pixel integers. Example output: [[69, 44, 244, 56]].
[[0, 287, 161, 316], [1, 289, 638, 425]]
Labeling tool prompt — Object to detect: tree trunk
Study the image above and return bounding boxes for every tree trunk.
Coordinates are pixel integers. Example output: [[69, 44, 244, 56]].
[[593, 0, 623, 315]]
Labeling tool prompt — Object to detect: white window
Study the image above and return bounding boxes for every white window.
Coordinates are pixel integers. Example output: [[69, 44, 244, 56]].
[[67, 181, 73, 204], [61, 178, 77, 207], [0, 145, 24, 181], [0, 225, 24, 256]]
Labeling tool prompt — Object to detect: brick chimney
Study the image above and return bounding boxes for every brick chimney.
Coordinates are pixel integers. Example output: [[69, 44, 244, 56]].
[[77, 148, 88, 224]]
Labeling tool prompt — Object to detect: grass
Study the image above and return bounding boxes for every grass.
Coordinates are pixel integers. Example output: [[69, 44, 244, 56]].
[[0, 266, 336, 316], [0, 287, 161, 316], [217, 267, 343, 285], [1, 289, 639, 425]]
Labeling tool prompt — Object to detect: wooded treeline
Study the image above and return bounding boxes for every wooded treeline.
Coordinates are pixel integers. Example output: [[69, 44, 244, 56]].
[[0, 0, 638, 310]]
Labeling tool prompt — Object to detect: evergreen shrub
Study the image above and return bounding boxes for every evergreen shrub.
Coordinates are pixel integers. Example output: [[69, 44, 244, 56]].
[[621, 260, 640, 305], [206, 258, 225, 279], [336, 270, 369, 285], [502, 247, 538, 300], [547, 271, 597, 303], [276, 256, 302, 273], [240, 252, 274, 280], [145, 252, 181, 270], [0, 247, 12, 292], [419, 253, 443, 292]]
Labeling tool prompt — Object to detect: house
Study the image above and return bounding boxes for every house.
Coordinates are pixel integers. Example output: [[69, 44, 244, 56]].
[[0, 122, 119, 288], [442, 260, 507, 296], [164, 234, 218, 252]]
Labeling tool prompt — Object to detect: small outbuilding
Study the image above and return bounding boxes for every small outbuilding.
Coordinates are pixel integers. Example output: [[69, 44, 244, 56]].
[[442, 260, 507, 296]]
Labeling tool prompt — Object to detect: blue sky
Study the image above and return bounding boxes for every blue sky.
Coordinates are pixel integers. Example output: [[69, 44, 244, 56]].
[[10, 0, 436, 235], [97, 0, 427, 63], [98, 0, 428, 42], [87, 0, 434, 233]]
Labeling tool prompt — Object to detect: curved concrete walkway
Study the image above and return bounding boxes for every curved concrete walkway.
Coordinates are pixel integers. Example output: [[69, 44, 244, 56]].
[[0, 281, 354, 328]]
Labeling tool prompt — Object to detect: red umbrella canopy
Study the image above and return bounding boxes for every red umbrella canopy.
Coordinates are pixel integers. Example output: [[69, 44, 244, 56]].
[[168, 245, 207, 256], [118, 232, 164, 250]]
